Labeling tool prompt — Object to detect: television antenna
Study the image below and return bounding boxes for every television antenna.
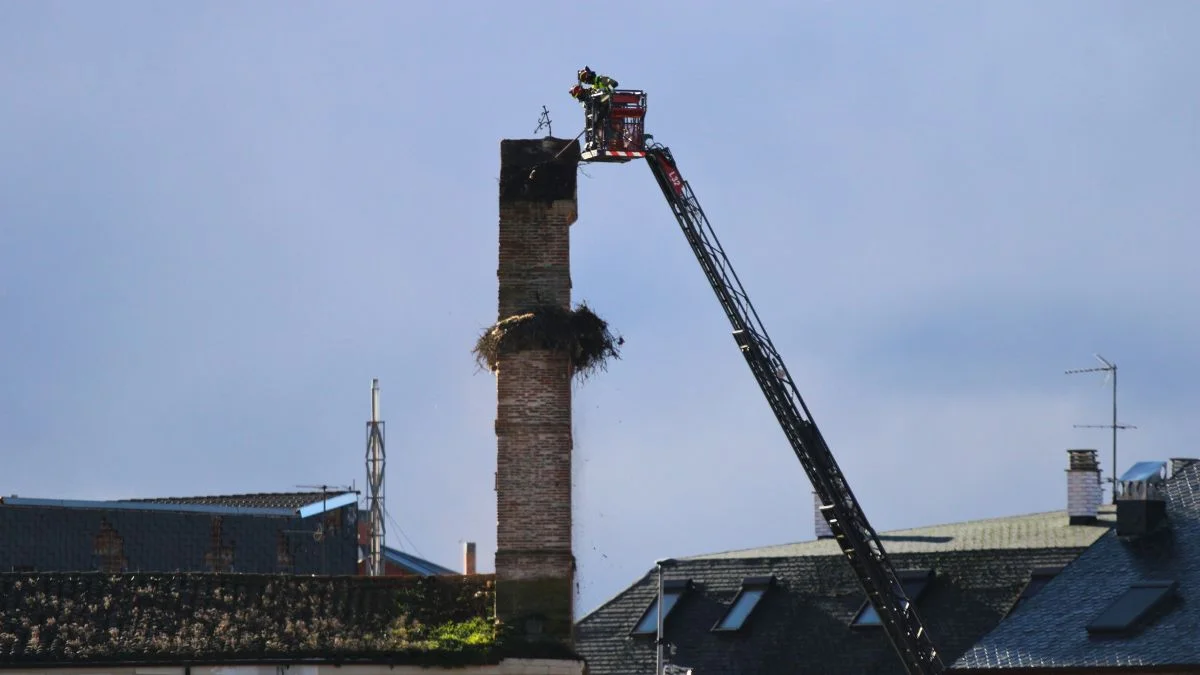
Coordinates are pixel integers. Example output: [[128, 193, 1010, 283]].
[[1065, 354, 1136, 504], [292, 483, 354, 574]]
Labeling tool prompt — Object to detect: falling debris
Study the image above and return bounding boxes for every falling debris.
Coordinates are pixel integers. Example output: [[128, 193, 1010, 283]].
[[474, 303, 623, 380]]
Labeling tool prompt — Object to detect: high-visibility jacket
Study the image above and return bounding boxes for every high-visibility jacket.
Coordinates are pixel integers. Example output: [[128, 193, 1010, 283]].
[[589, 74, 618, 92]]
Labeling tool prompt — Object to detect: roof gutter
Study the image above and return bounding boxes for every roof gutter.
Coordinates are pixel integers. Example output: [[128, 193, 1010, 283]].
[[296, 491, 360, 519], [0, 492, 360, 519], [0, 497, 296, 517]]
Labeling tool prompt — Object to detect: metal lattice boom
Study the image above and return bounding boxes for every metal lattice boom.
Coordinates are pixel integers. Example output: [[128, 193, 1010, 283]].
[[641, 144, 944, 675]]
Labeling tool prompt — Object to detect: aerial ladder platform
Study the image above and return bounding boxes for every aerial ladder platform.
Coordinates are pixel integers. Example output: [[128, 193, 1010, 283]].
[[576, 87, 945, 675]]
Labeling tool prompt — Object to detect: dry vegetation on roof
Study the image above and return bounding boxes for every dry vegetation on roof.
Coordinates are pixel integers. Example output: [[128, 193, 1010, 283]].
[[0, 572, 499, 665]]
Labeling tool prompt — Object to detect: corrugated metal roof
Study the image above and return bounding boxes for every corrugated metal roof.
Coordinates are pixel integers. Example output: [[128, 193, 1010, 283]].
[[0, 491, 359, 518], [127, 491, 357, 510]]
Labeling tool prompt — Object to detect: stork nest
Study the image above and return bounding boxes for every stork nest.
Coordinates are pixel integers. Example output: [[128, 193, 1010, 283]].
[[473, 303, 623, 379]]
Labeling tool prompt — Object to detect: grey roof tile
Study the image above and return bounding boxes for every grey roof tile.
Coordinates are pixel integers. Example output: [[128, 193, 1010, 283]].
[[577, 509, 1111, 675], [953, 461, 1200, 670], [689, 508, 1115, 560]]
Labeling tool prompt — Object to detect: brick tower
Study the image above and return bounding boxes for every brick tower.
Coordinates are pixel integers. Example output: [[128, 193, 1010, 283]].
[[493, 137, 581, 647]]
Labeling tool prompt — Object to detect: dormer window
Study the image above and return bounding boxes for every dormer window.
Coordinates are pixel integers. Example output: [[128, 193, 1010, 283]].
[[852, 569, 934, 627], [1006, 565, 1063, 616], [631, 579, 691, 635], [1087, 580, 1177, 635], [712, 576, 774, 632]]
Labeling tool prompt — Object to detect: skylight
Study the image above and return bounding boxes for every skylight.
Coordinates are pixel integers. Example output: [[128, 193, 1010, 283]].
[[1006, 566, 1063, 616], [631, 580, 691, 635], [713, 576, 774, 632], [852, 570, 934, 627], [1087, 580, 1177, 634]]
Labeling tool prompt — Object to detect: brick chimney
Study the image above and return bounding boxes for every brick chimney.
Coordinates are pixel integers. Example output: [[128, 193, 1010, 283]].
[[814, 491, 833, 539], [493, 137, 581, 647], [463, 541, 477, 575], [1066, 449, 1102, 525]]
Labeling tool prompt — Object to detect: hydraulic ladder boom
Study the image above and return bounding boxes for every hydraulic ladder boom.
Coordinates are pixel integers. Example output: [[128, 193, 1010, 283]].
[[642, 143, 944, 675]]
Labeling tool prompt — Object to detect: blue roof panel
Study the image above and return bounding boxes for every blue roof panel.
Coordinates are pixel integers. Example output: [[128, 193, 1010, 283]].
[[384, 547, 457, 576], [1121, 461, 1167, 483]]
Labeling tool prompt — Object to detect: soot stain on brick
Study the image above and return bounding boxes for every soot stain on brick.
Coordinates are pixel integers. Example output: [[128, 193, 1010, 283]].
[[499, 138, 580, 204], [495, 576, 575, 646]]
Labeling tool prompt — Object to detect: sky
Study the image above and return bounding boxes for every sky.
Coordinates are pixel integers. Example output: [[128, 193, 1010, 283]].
[[2, 1, 1200, 615]]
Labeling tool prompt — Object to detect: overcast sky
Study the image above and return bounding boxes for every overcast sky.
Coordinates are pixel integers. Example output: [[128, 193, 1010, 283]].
[[3, 1, 1199, 615]]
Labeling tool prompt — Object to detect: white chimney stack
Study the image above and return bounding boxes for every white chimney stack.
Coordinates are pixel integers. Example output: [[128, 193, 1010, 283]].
[[1066, 449, 1102, 525], [814, 491, 833, 539], [463, 541, 477, 575]]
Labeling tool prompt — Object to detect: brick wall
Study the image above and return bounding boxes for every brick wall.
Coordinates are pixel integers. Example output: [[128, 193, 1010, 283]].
[[0, 504, 358, 574], [493, 138, 581, 647], [1066, 449, 1102, 523]]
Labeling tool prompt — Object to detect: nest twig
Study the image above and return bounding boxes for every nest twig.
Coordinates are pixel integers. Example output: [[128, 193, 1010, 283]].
[[473, 303, 623, 380]]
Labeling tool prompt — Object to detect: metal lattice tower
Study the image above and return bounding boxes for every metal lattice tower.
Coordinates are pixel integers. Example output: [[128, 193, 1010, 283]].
[[365, 378, 386, 576]]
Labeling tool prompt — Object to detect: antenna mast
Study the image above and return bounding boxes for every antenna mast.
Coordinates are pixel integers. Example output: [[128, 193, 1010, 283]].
[[366, 378, 387, 576], [1066, 354, 1135, 504], [293, 482, 354, 575]]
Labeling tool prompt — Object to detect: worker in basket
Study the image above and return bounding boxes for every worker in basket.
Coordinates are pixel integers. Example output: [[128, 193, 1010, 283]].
[[569, 83, 597, 149], [573, 66, 619, 151]]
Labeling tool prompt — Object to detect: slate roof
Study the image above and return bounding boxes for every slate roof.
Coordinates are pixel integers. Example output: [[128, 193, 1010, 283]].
[[575, 509, 1114, 675], [126, 491, 354, 511], [0, 571, 497, 666], [953, 460, 1200, 671], [690, 508, 1113, 560]]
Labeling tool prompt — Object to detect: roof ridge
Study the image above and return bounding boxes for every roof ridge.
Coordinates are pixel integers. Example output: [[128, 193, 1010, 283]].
[[683, 507, 1104, 560], [127, 490, 354, 500], [578, 568, 657, 623], [382, 546, 458, 576]]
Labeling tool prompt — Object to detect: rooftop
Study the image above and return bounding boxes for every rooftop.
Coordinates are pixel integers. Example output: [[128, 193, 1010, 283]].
[[126, 491, 356, 511], [0, 491, 360, 518], [385, 547, 458, 577], [0, 571, 511, 667], [687, 506, 1116, 560], [577, 508, 1114, 675], [953, 460, 1200, 671]]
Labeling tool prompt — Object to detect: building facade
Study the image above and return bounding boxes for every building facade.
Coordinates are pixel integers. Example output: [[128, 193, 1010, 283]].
[[952, 458, 1200, 674], [0, 492, 360, 575], [576, 450, 1117, 674]]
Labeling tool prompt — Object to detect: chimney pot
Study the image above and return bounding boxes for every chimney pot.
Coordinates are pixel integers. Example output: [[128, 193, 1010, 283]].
[[1115, 461, 1170, 537], [814, 492, 833, 539], [463, 541, 477, 575], [1066, 449, 1102, 525], [1067, 448, 1101, 471]]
